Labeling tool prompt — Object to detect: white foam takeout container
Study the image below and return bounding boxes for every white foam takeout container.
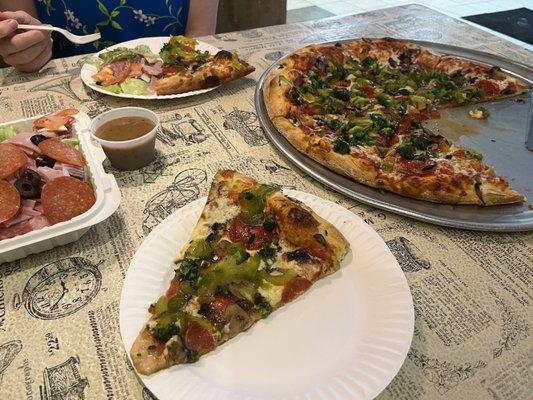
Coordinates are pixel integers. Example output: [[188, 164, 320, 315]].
[[0, 112, 121, 264]]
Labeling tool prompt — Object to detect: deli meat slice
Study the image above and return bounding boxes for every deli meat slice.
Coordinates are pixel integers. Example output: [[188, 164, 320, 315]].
[[41, 176, 96, 224], [0, 143, 28, 179], [38, 139, 86, 167], [0, 180, 21, 224], [0, 216, 50, 241]]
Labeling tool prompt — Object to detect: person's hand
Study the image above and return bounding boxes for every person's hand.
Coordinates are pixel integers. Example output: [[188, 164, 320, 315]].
[[0, 11, 53, 72]]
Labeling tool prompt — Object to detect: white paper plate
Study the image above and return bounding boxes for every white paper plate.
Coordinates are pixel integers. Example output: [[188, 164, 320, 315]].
[[120, 190, 414, 400], [80, 37, 221, 100]]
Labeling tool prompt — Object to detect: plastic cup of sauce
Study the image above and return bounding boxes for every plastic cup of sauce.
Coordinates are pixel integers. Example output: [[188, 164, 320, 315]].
[[91, 107, 160, 170]]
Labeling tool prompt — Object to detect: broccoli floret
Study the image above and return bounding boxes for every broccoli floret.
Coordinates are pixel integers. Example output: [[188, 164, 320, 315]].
[[176, 258, 199, 282], [254, 293, 273, 318], [258, 245, 277, 265], [150, 316, 178, 342]]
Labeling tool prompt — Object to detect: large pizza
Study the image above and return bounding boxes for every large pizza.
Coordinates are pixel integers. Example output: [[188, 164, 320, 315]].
[[263, 38, 530, 205]]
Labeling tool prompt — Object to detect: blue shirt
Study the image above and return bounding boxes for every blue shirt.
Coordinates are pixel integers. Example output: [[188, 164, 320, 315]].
[[35, 0, 190, 58]]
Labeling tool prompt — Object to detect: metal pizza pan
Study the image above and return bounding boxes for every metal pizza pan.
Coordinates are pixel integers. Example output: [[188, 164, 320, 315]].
[[254, 39, 533, 231]]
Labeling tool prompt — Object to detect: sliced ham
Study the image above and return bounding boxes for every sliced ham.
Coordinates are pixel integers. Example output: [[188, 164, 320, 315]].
[[3, 200, 41, 227], [37, 166, 65, 182], [142, 60, 163, 76], [6, 132, 41, 154], [54, 162, 85, 179], [110, 60, 131, 76], [0, 216, 50, 240]]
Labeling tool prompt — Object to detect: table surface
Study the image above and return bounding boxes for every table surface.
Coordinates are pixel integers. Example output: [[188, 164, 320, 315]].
[[1, 4, 532, 400]]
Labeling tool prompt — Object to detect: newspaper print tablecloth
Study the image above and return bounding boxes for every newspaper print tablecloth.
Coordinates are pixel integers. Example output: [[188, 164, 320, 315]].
[[1, 4, 532, 400]]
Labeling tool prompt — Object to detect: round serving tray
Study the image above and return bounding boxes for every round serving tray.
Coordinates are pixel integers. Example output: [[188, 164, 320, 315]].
[[254, 39, 533, 232]]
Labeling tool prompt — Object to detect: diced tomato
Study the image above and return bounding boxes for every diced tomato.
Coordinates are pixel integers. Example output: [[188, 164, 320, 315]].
[[165, 279, 180, 298], [281, 277, 312, 303], [184, 321, 215, 352], [396, 117, 413, 135], [361, 85, 376, 97], [476, 79, 500, 98], [162, 65, 181, 75], [389, 134, 400, 146], [228, 217, 273, 250]]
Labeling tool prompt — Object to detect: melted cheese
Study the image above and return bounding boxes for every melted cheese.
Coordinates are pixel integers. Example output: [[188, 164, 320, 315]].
[[258, 283, 284, 306]]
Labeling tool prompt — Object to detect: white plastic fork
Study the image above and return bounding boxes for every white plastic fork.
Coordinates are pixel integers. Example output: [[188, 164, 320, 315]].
[[17, 24, 101, 44]]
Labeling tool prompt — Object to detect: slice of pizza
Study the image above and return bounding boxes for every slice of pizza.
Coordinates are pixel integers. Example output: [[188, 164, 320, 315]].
[[155, 35, 255, 95], [130, 170, 350, 375]]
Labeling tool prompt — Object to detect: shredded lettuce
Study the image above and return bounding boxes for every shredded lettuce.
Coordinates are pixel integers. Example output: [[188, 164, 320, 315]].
[[119, 78, 149, 95], [62, 138, 80, 148], [99, 45, 158, 64], [0, 125, 16, 142]]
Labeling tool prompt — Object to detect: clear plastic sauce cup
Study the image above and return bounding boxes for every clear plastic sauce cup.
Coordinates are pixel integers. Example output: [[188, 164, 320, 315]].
[[91, 107, 160, 171]]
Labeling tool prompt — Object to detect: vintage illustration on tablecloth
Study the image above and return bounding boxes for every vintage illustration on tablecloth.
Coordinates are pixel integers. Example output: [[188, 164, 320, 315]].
[[387, 236, 431, 272], [0, 340, 22, 384], [17, 257, 102, 320], [408, 348, 487, 394], [223, 108, 268, 146], [160, 116, 207, 146], [491, 291, 529, 359], [142, 168, 208, 234], [39, 356, 89, 400]]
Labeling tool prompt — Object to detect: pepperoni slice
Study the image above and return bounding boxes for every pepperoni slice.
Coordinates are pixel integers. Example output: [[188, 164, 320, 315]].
[[38, 139, 86, 167], [0, 180, 21, 224], [228, 217, 273, 250], [184, 321, 215, 352], [476, 79, 500, 98], [281, 277, 312, 303], [41, 176, 96, 224], [209, 296, 235, 314], [33, 109, 78, 131], [0, 143, 28, 179]]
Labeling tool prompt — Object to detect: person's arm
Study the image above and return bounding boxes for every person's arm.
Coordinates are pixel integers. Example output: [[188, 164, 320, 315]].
[[0, 0, 52, 72], [185, 0, 219, 37], [0, 0, 38, 16]]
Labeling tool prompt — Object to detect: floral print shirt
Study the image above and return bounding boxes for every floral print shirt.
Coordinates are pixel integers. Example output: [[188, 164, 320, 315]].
[[36, 0, 190, 58]]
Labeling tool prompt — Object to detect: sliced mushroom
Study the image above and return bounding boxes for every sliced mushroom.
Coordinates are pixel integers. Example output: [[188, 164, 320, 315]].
[[224, 304, 251, 338]]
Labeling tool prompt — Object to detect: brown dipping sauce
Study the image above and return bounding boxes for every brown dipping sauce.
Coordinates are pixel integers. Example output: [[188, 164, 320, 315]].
[[96, 117, 155, 141], [95, 117, 156, 170]]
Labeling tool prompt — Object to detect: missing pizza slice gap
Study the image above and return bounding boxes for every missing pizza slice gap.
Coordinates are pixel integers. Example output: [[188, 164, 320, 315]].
[[130, 170, 350, 375]]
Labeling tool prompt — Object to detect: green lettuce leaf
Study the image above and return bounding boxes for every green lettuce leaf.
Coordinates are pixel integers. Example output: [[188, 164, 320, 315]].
[[101, 83, 122, 94], [119, 78, 149, 95], [62, 138, 80, 148], [0, 125, 17, 142]]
